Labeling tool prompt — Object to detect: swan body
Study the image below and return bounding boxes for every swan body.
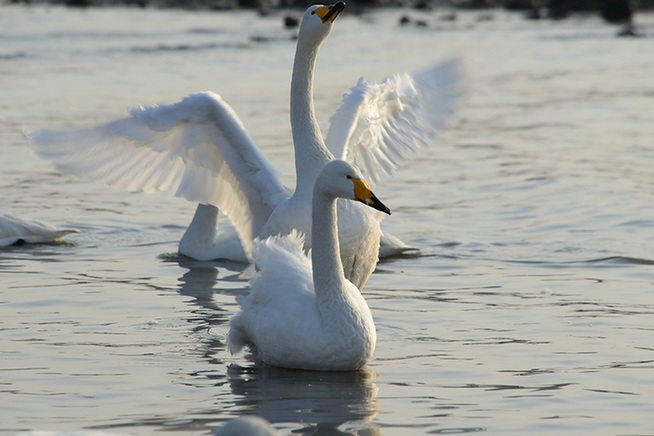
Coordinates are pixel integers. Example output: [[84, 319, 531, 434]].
[[177, 204, 248, 262], [214, 416, 278, 436], [26, 2, 463, 287], [0, 212, 77, 247], [228, 160, 389, 371]]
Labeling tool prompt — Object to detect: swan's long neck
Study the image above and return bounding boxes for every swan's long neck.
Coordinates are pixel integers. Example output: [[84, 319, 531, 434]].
[[291, 36, 334, 199], [311, 185, 347, 306]]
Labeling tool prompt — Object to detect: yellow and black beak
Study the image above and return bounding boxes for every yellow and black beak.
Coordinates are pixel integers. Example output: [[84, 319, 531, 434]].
[[352, 177, 391, 215], [314, 2, 346, 23]]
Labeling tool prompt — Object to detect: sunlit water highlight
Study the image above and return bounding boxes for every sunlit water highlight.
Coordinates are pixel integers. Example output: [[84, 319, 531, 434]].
[[1, 4, 654, 435]]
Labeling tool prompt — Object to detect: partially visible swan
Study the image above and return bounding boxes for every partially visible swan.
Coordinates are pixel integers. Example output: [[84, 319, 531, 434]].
[[0, 212, 77, 247], [214, 416, 278, 436], [228, 160, 389, 371], [26, 2, 463, 288]]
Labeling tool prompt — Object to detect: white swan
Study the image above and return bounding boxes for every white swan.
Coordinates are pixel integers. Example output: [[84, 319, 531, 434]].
[[214, 416, 278, 436], [228, 160, 389, 371], [26, 2, 462, 288], [0, 212, 77, 247]]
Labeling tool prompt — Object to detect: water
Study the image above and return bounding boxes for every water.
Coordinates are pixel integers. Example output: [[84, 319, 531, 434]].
[[2, 4, 654, 435]]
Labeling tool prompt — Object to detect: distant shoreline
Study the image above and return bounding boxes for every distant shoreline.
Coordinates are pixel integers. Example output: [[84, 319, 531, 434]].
[[2, 0, 651, 28]]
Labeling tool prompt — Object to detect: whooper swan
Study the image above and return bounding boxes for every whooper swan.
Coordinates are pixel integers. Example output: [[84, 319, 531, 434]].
[[27, 2, 462, 289], [0, 212, 77, 247], [228, 160, 390, 371]]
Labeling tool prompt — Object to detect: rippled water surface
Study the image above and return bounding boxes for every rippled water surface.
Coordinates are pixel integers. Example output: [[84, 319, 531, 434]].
[[2, 4, 654, 435]]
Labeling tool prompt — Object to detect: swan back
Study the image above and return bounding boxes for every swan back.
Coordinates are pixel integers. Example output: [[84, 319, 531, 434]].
[[0, 213, 78, 247], [214, 416, 278, 436]]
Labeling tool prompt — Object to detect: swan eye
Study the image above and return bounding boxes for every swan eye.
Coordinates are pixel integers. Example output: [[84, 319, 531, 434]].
[[311, 11, 315, 15], [346, 175, 352, 179]]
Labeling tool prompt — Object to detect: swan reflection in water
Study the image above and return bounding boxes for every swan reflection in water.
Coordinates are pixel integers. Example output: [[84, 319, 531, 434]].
[[174, 259, 381, 435], [174, 255, 247, 302], [227, 363, 380, 435]]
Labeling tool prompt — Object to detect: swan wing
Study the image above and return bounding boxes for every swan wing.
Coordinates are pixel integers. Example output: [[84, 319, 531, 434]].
[[228, 232, 315, 355], [248, 231, 314, 305], [26, 92, 289, 255], [325, 58, 465, 185]]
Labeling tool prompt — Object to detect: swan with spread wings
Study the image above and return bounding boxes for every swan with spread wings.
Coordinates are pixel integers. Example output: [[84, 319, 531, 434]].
[[27, 2, 463, 289]]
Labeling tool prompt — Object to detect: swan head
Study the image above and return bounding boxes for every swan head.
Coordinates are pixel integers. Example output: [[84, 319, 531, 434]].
[[317, 160, 391, 215], [299, 2, 346, 46]]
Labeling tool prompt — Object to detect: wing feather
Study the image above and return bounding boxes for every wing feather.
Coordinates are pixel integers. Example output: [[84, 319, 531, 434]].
[[325, 58, 465, 185], [26, 91, 289, 256]]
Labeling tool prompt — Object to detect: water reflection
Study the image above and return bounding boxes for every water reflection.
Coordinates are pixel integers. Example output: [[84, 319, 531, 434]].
[[175, 255, 247, 301], [228, 363, 381, 435], [174, 256, 247, 367], [175, 257, 382, 435]]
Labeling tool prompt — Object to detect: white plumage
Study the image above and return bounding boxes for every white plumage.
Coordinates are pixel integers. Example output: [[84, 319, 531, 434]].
[[214, 416, 278, 436], [27, 91, 285, 258], [0, 212, 77, 247], [228, 160, 388, 371], [327, 62, 463, 185], [26, 2, 463, 288]]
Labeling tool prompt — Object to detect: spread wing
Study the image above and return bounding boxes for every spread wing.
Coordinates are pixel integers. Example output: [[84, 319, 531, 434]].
[[325, 58, 465, 185], [26, 91, 290, 255]]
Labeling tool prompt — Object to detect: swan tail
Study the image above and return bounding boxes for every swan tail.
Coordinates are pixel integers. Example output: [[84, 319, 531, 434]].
[[379, 230, 419, 258]]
